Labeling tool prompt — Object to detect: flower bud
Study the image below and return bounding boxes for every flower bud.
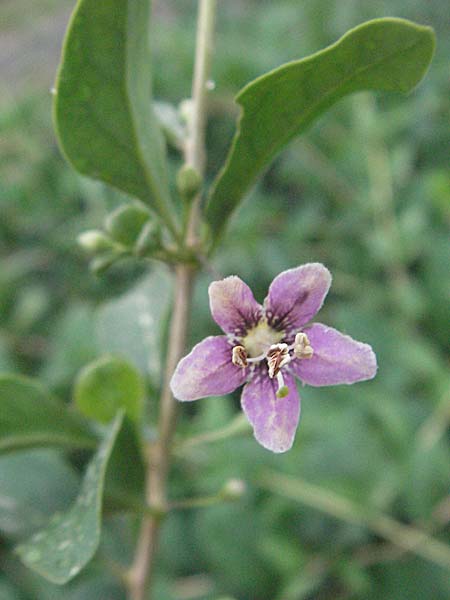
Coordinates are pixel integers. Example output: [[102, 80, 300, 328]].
[[221, 478, 246, 501], [105, 204, 151, 247], [77, 230, 113, 254], [176, 165, 202, 202], [134, 221, 162, 257], [179, 98, 193, 125]]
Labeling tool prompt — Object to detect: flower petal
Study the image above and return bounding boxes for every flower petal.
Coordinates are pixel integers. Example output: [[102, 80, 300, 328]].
[[290, 323, 377, 386], [209, 276, 263, 336], [241, 369, 300, 453], [171, 336, 248, 401], [264, 263, 331, 331]]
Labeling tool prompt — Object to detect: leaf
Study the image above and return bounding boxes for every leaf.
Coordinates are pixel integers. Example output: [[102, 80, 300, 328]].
[[54, 0, 176, 231], [96, 268, 172, 380], [74, 355, 145, 424], [0, 450, 79, 540], [104, 417, 146, 509], [206, 18, 435, 240], [16, 412, 123, 584], [0, 375, 96, 454]]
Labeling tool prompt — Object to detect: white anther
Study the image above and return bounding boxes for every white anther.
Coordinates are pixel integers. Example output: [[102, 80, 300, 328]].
[[294, 332, 313, 359]]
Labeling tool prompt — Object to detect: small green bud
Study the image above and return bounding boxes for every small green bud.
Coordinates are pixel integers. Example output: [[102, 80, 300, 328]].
[[105, 204, 151, 247], [134, 221, 162, 257], [178, 98, 193, 125], [221, 478, 246, 501], [176, 165, 202, 201], [77, 230, 113, 254]]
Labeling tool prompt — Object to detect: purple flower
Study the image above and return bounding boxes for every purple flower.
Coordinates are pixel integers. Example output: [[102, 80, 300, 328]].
[[171, 264, 377, 453]]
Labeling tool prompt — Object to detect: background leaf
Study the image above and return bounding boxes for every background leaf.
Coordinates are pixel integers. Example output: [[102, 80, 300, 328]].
[[74, 355, 145, 424], [54, 0, 176, 229], [206, 18, 435, 240], [96, 267, 172, 380], [16, 412, 123, 584], [0, 375, 96, 454]]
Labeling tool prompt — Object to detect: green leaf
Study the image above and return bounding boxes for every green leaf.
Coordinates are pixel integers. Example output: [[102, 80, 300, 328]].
[[54, 0, 177, 233], [0, 375, 96, 454], [16, 412, 123, 584], [104, 417, 146, 510], [96, 268, 172, 380], [74, 355, 145, 424], [0, 450, 79, 540], [206, 18, 435, 240]]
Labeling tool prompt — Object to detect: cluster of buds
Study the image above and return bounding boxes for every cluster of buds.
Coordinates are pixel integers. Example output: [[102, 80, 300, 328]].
[[77, 203, 162, 274]]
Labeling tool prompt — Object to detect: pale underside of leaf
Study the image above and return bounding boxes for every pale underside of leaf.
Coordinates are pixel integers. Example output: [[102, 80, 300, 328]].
[[16, 412, 123, 584]]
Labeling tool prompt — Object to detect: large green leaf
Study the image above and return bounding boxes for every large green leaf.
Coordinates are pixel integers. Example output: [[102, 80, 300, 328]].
[[16, 412, 123, 584], [0, 375, 96, 454], [206, 18, 435, 240], [54, 0, 176, 232]]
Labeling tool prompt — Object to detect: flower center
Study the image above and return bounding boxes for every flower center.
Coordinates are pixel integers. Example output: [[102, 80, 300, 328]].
[[231, 327, 314, 400], [241, 319, 284, 358]]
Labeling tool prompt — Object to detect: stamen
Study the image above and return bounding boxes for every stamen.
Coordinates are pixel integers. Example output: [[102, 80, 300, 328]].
[[232, 345, 248, 368], [266, 343, 291, 378], [294, 332, 313, 359]]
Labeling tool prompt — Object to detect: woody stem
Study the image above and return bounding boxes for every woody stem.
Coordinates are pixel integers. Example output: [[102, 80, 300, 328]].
[[126, 2, 216, 599]]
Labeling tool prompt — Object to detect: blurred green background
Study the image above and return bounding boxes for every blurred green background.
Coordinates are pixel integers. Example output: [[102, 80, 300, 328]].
[[0, 1, 449, 599]]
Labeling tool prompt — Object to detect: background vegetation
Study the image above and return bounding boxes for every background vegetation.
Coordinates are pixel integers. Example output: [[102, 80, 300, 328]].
[[1, 1, 449, 598]]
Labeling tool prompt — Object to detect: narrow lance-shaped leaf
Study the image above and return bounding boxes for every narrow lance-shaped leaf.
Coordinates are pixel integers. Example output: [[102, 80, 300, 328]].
[[16, 412, 124, 584], [0, 375, 96, 454], [54, 0, 177, 233], [206, 18, 435, 241]]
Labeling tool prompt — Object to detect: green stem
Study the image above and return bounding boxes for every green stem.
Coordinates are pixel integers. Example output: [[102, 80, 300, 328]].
[[259, 470, 450, 571], [185, 0, 217, 246], [175, 413, 251, 453], [357, 94, 411, 305]]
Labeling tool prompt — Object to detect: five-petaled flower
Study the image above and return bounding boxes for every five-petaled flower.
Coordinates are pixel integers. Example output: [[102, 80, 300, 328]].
[[171, 264, 377, 453]]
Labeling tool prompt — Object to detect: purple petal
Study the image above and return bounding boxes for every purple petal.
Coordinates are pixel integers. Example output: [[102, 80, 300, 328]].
[[241, 369, 300, 453], [290, 323, 377, 386], [264, 263, 331, 331], [209, 276, 263, 336], [171, 336, 248, 401]]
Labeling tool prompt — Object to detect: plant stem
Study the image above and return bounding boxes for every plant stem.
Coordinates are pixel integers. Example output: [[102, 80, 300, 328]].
[[175, 413, 250, 453], [185, 0, 217, 245], [128, 265, 193, 600], [357, 94, 411, 303], [127, 2, 216, 598]]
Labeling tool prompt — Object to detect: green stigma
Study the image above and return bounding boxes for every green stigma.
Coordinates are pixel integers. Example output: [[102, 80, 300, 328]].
[[276, 385, 289, 398]]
